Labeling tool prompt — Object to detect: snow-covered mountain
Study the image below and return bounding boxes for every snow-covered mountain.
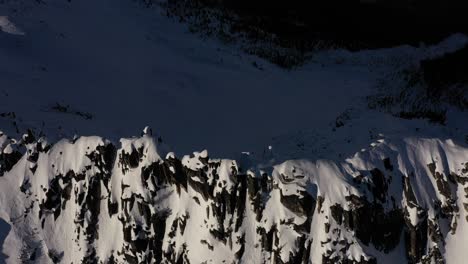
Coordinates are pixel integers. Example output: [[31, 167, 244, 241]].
[[0, 129, 467, 263], [1, 0, 467, 263]]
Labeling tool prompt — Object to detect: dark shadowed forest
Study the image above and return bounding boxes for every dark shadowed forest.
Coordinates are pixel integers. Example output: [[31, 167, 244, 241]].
[[161, 0, 468, 49]]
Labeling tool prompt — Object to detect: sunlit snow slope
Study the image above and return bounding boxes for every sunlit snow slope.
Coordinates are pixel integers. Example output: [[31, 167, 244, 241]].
[[0, 129, 467, 263]]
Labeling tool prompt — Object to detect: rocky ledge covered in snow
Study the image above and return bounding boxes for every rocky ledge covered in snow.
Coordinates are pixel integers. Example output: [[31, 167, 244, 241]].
[[0, 128, 467, 264]]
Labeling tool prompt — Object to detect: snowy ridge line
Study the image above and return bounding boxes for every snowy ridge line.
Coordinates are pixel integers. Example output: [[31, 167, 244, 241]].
[[0, 129, 467, 263]]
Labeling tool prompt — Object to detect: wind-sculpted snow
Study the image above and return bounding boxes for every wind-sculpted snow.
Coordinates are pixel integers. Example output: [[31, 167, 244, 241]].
[[0, 129, 467, 264]]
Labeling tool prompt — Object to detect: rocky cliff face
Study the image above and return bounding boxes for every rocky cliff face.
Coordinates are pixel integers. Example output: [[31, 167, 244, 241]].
[[0, 129, 467, 263]]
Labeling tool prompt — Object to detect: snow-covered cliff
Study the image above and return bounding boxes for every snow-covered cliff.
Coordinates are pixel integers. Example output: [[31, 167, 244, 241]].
[[0, 129, 467, 263]]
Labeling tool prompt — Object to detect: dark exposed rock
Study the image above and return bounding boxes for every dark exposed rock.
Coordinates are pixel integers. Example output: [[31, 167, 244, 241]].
[[108, 200, 118, 217], [421, 246, 444, 264], [383, 158, 393, 171], [119, 146, 144, 173], [427, 162, 459, 232], [322, 253, 377, 264], [257, 225, 277, 253], [280, 190, 315, 218], [187, 169, 211, 201], [427, 218, 443, 244], [404, 209, 428, 264], [82, 248, 98, 264], [48, 249, 64, 264], [316, 196, 324, 213], [332, 196, 405, 254], [22, 129, 36, 145], [0, 149, 22, 177], [369, 168, 388, 203], [200, 239, 214, 251]]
